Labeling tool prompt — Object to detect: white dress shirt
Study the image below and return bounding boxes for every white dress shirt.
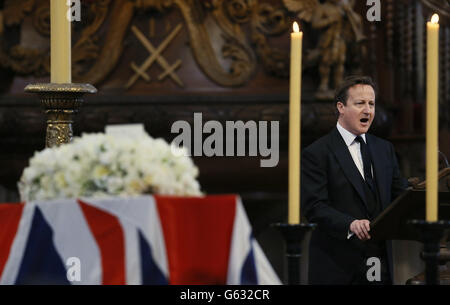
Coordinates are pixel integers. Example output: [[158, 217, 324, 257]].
[[336, 122, 366, 180]]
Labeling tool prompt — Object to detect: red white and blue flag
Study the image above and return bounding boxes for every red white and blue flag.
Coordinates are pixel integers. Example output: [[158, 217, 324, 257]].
[[0, 195, 281, 285]]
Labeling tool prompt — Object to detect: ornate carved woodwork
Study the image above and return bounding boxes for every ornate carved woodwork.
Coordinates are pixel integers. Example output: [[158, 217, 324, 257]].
[[283, 0, 366, 99], [0, 0, 448, 202], [0, 0, 294, 89]]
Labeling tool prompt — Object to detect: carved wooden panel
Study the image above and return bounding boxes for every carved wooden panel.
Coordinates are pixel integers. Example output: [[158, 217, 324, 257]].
[[0, 0, 449, 201]]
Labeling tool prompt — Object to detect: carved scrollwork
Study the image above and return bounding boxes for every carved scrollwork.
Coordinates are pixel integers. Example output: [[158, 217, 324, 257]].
[[32, 4, 50, 37], [74, 0, 133, 84], [3, 0, 35, 26], [0, 45, 48, 76], [1, 0, 291, 87], [133, 0, 174, 12], [204, 0, 290, 83], [222, 38, 254, 78], [223, 0, 253, 24], [252, 3, 288, 35], [174, 0, 255, 86], [1, 0, 44, 75], [72, 0, 111, 79], [250, 3, 289, 78], [0, 0, 116, 82], [252, 32, 289, 78]]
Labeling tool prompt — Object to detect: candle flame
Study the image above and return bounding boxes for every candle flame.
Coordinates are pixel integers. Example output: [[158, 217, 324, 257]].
[[431, 14, 439, 24], [293, 21, 299, 33]]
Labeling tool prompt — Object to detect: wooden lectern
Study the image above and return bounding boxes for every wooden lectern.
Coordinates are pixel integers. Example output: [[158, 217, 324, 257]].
[[370, 168, 450, 284]]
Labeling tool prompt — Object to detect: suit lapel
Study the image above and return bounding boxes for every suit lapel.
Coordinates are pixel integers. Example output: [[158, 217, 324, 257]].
[[366, 135, 387, 208], [328, 128, 369, 210]]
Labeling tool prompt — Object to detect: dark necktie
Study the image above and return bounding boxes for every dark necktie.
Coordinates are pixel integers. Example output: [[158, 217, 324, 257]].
[[355, 136, 376, 194], [355, 136, 385, 259]]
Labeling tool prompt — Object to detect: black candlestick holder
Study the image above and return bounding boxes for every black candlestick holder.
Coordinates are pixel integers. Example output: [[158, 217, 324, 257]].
[[272, 222, 316, 285], [408, 219, 450, 285]]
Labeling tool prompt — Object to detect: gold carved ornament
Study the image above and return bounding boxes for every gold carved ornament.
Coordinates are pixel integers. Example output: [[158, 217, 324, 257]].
[[283, 0, 366, 99], [0, 0, 291, 87], [126, 23, 184, 88]]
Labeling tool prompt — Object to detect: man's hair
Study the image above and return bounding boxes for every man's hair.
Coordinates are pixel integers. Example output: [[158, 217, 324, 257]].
[[334, 75, 377, 106]]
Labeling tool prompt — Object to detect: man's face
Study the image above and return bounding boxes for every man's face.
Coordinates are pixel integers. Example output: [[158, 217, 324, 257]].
[[337, 84, 375, 135]]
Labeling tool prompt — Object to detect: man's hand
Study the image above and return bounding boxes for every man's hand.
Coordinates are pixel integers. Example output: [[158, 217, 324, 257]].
[[350, 219, 371, 241]]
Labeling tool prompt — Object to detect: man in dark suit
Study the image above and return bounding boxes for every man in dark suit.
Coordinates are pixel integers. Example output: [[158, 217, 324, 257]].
[[301, 76, 407, 284]]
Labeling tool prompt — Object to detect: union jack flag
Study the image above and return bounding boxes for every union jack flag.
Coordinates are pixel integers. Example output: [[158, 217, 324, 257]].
[[0, 195, 281, 285]]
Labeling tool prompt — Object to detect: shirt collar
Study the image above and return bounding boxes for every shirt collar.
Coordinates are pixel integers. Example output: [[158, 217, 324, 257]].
[[336, 122, 366, 146]]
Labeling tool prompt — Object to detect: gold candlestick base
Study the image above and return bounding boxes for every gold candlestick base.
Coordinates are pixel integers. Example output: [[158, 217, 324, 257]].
[[25, 83, 97, 148]]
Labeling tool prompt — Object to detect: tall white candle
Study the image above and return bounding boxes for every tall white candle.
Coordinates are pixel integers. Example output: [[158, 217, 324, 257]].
[[51, 0, 71, 83], [288, 22, 302, 224], [426, 14, 439, 221]]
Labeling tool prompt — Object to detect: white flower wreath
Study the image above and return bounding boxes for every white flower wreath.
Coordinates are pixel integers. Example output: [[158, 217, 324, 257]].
[[18, 132, 202, 201]]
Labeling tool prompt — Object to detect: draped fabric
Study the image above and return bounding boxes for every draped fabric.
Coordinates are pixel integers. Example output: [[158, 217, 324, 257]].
[[0, 195, 280, 285]]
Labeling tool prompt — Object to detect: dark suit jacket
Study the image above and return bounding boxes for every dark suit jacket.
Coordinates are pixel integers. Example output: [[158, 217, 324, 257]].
[[301, 127, 407, 285]]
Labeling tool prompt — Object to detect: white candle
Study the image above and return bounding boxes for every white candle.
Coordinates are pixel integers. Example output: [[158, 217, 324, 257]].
[[51, 0, 71, 83], [426, 14, 439, 221], [288, 22, 302, 224]]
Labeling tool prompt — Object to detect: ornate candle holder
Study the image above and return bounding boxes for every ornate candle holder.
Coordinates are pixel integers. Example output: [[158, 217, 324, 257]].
[[272, 222, 316, 285], [25, 83, 97, 148], [408, 219, 450, 285]]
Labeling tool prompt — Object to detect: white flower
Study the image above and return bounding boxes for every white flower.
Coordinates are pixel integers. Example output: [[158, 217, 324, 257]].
[[18, 131, 203, 201]]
